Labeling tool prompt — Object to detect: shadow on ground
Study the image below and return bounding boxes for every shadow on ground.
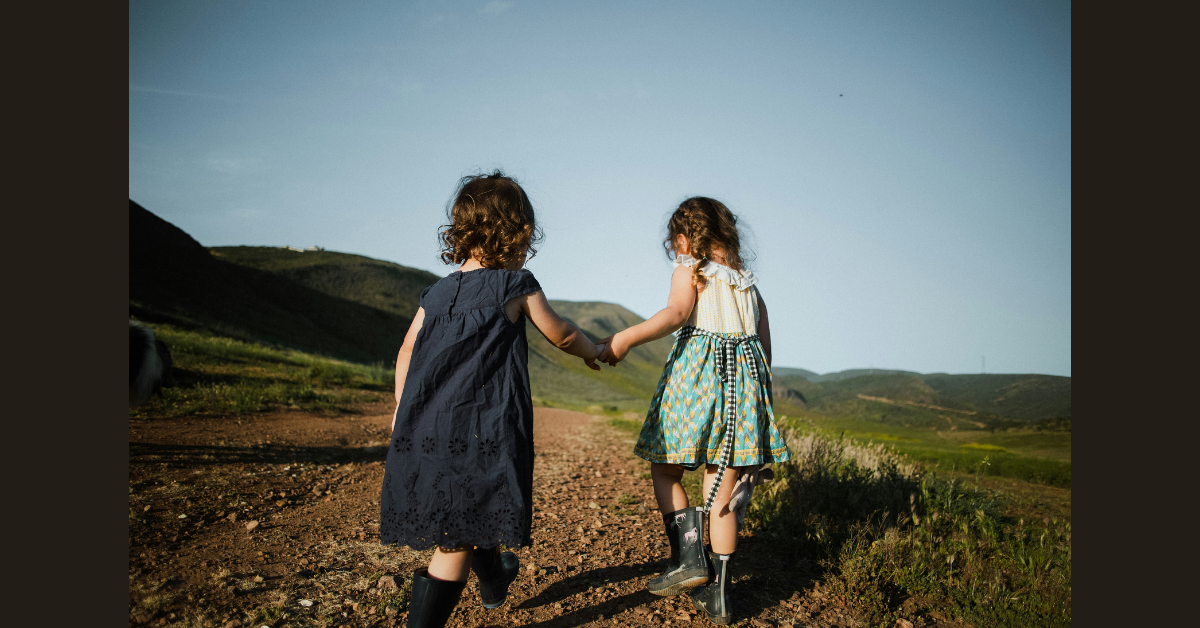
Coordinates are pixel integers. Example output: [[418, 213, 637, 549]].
[[129, 441, 389, 466]]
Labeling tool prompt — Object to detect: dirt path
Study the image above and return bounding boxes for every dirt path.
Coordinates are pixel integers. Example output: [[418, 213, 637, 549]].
[[129, 406, 861, 628]]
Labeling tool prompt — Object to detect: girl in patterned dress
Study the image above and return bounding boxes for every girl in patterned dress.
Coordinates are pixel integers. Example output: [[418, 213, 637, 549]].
[[598, 197, 791, 625], [380, 171, 604, 628]]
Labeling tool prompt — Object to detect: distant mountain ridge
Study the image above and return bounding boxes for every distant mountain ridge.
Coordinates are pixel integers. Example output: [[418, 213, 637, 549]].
[[772, 370, 1070, 424]]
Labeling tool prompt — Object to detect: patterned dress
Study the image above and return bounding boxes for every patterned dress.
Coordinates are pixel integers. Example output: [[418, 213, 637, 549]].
[[634, 255, 792, 468]]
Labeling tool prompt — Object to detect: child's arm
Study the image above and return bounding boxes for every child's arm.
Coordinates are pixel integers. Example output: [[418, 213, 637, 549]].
[[598, 265, 697, 365], [391, 307, 426, 431], [513, 291, 602, 370], [756, 288, 772, 367]]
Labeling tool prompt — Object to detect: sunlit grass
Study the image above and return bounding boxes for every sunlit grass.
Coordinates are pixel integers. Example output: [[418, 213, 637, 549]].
[[746, 429, 1071, 627], [130, 322, 394, 418]]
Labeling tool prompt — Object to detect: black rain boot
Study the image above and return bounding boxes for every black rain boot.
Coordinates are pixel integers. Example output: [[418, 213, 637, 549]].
[[648, 507, 710, 596], [470, 546, 520, 608], [406, 568, 467, 628], [691, 550, 733, 625]]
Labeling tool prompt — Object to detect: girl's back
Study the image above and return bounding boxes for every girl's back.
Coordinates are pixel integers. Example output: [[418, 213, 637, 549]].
[[676, 253, 759, 335]]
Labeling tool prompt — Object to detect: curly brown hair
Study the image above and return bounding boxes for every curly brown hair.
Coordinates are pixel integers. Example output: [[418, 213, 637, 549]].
[[439, 170, 543, 269], [663, 197, 746, 292]]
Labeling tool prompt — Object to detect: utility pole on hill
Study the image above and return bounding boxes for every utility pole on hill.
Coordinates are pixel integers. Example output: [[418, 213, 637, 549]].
[[982, 356, 986, 374]]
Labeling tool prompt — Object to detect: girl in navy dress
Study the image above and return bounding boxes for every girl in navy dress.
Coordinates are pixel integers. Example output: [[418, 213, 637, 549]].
[[380, 171, 602, 628]]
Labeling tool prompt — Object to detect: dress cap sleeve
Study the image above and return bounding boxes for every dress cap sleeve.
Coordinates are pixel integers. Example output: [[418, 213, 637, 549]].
[[504, 269, 542, 302]]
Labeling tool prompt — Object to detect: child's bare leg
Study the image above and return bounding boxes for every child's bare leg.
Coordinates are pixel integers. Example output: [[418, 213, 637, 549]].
[[651, 463, 689, 513], [702, 464, 741, 554], [427, 546, 473, 582]]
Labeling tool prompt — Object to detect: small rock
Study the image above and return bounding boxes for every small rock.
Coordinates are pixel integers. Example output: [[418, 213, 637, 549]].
[[252, 575, 264, 583], [385, 605, 399, 618], [313, 483, 328, 495], [143, 505, 152, 512], [677, 613, 692, 622], [227, 513, 238, 523], [378, 575, 399, 589], [275, 500, 286, 507], [222, 621, 241, 628], [752, 619, 773, 628], [554, 603, 563, 609], [526, 563, 539, 574], [638, 504, 648, 514], [245, 520, 260, 532], [588, 501, 600, 509], [895, 620, 914, 628], [636, 607, 651, 616], [577, 525, 585, 533], [299, 599, 314, 607], [595, 471, 603, 478]]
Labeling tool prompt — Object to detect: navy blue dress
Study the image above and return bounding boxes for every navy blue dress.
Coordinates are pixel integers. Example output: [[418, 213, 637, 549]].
[[380, 268, 542, 550]]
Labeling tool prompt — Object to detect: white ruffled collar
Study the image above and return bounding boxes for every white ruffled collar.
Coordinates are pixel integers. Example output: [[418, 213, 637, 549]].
[[673, 254, 758, 290]]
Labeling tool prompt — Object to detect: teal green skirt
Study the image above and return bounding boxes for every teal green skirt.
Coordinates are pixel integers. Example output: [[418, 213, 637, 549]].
[[634, 331, 792, 467]]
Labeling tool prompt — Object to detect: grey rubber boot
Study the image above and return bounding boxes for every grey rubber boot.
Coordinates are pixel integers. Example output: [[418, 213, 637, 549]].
[[648, 507, 710, 596], [470, 546, 520, 609], [406, 568, 467, 628], [690, 550, 733, 624]]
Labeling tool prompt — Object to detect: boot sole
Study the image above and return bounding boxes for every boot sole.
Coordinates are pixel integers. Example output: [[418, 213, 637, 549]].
[[648, 574, 710, 596]]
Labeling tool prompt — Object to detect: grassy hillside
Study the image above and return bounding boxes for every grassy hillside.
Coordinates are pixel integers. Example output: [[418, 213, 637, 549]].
[[923, 373, 1071, 421], [209, 246, 441, 318], [129, 321, 393, 419], [527, 301, 674, 411], [130, 201, 412, 365]]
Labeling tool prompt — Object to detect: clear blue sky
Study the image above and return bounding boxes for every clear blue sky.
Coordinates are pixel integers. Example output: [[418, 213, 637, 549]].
[[129, 1, 1071, 377]]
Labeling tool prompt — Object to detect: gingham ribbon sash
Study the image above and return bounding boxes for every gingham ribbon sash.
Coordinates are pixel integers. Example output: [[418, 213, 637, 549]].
[[675, 326, 762, 512]]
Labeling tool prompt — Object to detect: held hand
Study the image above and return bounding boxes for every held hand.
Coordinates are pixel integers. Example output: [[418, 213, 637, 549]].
[[599, 334, 631, 366], [596, 336, 616, 366], [583, 343, 603, 371]]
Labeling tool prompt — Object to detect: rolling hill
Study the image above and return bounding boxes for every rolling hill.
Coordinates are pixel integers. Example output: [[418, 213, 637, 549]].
[[209, 246, 441, 320], [130, 200, 412, 365]]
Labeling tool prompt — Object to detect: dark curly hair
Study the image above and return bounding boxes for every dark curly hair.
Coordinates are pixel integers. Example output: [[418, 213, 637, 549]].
[[439, 170, 543, 269], [663, 197, 746, 292]]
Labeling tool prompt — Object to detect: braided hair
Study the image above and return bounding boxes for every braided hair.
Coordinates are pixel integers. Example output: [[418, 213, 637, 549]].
[[663, 197, 745, 292]]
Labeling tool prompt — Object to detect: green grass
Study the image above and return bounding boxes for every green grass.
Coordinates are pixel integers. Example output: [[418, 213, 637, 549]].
[[774, 405, 1071, 488], [745, 428, 1071, 627], [130, 321, 393, 418]]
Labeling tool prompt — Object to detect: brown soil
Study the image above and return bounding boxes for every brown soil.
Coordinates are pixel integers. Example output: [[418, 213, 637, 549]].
[[129, 405, 900, 628]]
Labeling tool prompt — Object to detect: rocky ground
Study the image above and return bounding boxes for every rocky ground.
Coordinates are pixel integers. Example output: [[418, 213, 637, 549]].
[[130, 404, 950, 628]]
